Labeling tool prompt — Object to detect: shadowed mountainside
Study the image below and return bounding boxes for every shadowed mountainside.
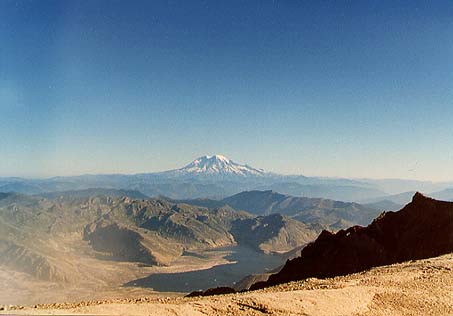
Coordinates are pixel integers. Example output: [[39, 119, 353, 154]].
[[230, 213, 320, 254], [251, 193, 453, 290]]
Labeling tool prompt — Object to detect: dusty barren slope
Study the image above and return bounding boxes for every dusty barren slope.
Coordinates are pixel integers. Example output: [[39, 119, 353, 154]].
[[4, 253, 453, 316], [0, 193, 320, 305]]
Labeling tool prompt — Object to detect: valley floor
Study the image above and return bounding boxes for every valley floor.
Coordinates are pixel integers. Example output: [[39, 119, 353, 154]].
[[0, 245, 286, 306], [4, 253, 453, 316]]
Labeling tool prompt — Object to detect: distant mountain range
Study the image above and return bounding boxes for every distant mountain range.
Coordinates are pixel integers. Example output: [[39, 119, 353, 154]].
[[37, 188, 150, 200], [168, 190, 384, 230], [1, 154, 453, 202], [363, 188, 453, 209]]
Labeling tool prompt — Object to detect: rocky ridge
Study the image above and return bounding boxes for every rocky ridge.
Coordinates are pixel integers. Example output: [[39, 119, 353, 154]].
[[252, 193, 453, 289]]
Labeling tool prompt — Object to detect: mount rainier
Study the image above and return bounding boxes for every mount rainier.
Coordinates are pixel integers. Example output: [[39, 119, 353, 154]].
[[161, 154, 267, 178], [1, 154, 447, 201]]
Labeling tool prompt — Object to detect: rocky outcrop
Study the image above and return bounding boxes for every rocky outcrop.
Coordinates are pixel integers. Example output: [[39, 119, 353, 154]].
[[186, 286, 236, 297], [251, 193, 453, 289]]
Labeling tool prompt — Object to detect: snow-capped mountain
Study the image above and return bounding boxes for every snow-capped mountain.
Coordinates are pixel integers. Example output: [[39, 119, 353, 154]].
[[166, 155, 267, 178]]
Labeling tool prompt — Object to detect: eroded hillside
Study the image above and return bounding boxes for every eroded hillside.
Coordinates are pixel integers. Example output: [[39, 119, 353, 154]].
[[0, 191, 321, 305]]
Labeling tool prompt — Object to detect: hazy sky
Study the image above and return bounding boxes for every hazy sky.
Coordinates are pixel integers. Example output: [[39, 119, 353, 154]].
[[1, 1, 453, 180]]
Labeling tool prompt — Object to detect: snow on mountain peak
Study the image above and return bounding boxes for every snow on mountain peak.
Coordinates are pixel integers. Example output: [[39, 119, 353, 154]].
[[173, 155, 266, 177], [205, 154, 229, 161]]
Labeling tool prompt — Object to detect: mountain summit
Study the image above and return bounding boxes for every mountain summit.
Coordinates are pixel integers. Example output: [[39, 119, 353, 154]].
[[168, 155, 266, 178]]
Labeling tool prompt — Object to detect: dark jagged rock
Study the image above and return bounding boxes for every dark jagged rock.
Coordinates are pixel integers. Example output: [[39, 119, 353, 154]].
[[185, 286, 236, 297], [251, 193, 453, 290]]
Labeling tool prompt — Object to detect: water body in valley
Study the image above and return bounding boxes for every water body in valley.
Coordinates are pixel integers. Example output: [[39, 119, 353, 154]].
[[124, 246, 285, 292]]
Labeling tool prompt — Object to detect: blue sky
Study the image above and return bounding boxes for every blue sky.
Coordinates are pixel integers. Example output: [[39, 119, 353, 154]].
[[1, 1, 453, 180]]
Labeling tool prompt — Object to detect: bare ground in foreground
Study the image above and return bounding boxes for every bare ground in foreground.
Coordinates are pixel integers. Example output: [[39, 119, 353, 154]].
[[3, 253, 453, 316]]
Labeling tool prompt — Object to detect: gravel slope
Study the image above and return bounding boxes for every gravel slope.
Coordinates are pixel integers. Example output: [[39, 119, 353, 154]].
[[4, 253, 453, 315]]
